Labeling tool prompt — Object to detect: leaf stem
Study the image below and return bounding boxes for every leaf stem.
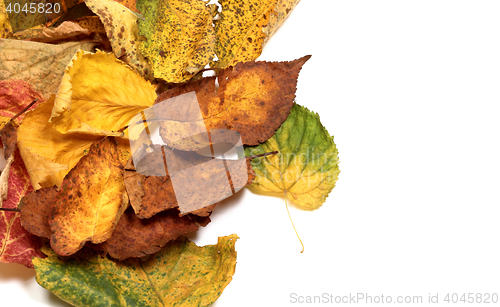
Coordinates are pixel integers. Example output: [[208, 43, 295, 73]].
[[10, 98, 38, 122], [284, 196, 304, 253], [247, 151, 278, 159], [279, 171, 304, 253], [0, 208, 20, 212]]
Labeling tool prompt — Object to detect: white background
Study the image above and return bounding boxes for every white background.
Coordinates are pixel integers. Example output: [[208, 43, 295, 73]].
[[1, 1, 500, 306]]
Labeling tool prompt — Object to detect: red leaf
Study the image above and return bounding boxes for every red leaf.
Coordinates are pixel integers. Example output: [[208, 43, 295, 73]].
[[0, 148, 44, 268]]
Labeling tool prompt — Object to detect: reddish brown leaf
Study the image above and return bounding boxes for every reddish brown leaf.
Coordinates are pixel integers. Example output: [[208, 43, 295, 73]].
[[19, 186, 57, 239], [0, 148, 44, 268], [91, 207, 202, 260], [155, 56, 311, 151]]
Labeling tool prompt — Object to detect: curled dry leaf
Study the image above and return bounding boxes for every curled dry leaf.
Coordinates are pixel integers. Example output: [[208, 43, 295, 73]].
[[0, 39, 95, 99], [50, 137, 129, 256], [34, 235, 238, 307], [137, 0, 216, 83], [214, 0, 301, 68], [0, 148, 44, 268], [25, 21, 91, 43], [245, 104, 340, 210], [156, 56, 310, 151], [84, 0, 152, 79], [50, 50, 156, 136]]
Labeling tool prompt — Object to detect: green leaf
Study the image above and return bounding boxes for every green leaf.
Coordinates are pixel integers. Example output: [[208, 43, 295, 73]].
[[33, 235, 238, 307], [245, 104, 340, 210]]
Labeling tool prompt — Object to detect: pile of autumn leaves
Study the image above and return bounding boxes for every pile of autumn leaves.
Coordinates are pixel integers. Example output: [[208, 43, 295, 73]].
[[0, 0, 340, 306]]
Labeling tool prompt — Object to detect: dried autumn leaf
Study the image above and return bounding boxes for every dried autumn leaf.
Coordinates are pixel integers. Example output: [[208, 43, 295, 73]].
[[245, 104, 340, 210], [136, 0, 216, 83], [0, 39, 96, 99], [4, 0, 45, 32], [50, 50, 156, 136], [71, 15, 105, 34], [111, 0, 139, 13], [19, 186, 57, 239], [214, 0, 300, 68], [50, 137, 129, 256], [0, 0, 12, 38], [34, 235, 238, 307], [17, 95, 99, 189], [0, 80, 43, 123], [156, 56, 310, 151], [92, 207, 203, 260], [124, 146, 255, 219], [0, 148, 44, 268], [0, 79, 43, 159], [84, 0, 152, 79], [25, 21, 91, 43], [20, 187, 205, 260], [262, 0, 301, 44]]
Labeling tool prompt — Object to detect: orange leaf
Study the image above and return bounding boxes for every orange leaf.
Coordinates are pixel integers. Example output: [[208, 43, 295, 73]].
[[50, 137, 129, 256]]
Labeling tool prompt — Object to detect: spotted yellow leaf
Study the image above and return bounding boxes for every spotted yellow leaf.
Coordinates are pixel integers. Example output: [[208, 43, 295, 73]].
[[214, 0, 300, 68], [137, 0, 216, 83], [84, 0, 153, 80]]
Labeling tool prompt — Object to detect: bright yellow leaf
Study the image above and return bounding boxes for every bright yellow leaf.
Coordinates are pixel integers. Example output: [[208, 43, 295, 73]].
[[50, 50, 156, 136], [17, 95, 99, 190]]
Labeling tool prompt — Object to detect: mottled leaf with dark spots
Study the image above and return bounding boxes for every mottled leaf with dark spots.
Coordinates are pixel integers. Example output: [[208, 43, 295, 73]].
[[34, 235, 238, 307]]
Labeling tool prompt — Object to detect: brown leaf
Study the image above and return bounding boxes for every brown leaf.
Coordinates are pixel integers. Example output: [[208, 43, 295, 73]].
[[91, 207, 202, 260], [156, 56, 310, 151], [25, 21, 91, 43], [19, 186, 57, 239]]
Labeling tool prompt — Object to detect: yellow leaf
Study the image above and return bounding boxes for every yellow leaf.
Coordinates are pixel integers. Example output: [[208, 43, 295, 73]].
[[0, 39, 95, 99], [136, 0, 216, 83], [50, 137, 129, 256], [17, 95, 99, 190], [84, 0, 153, 80], [214, 0, 300, 68], [50, 50, 156, 136]]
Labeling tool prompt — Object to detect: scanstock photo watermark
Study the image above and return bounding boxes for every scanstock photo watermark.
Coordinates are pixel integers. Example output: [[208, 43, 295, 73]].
[[290, 292, 499, 304]]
